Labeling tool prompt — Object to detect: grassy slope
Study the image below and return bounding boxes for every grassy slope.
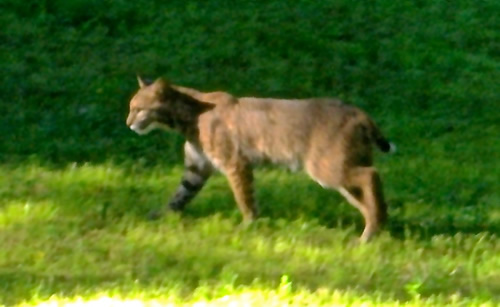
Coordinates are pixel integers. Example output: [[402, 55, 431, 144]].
[[0, 0, 499, 305]]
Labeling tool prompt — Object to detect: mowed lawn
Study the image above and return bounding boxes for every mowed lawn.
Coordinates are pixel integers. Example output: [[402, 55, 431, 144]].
[[0, 0, 499, 305]]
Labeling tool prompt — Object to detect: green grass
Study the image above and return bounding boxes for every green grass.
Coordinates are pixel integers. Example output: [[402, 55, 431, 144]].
[[1, 164, 499, 306], [0, 0, 499, 305]]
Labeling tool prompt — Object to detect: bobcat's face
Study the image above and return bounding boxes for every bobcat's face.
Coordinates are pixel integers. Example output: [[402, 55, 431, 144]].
[[127, 77, 215, 136], [127, 78, 170, 135]]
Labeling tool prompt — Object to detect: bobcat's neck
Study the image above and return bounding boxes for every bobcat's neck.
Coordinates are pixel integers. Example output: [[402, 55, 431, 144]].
[[160, 88, 214, 139], [171, 85, 204, 101]]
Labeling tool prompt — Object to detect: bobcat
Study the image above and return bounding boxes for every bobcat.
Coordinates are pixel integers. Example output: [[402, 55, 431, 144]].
[[127, 77, 394, 241]]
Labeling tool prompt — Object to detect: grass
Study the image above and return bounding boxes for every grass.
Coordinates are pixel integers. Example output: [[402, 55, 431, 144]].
[[0, 0, 499, 305]]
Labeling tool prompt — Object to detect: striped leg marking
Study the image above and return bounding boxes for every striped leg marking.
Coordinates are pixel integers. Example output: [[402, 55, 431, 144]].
[[148, 142, 213, 219]]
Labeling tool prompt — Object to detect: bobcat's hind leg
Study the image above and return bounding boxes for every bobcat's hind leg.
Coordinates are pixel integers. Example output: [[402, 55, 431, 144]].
[[339, 167, 387, 242], [307, 162, 387, 242]]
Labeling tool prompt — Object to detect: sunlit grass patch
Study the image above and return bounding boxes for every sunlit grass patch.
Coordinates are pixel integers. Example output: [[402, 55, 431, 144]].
[[16, 284, 496, 307], [0, 200, 60, 227]]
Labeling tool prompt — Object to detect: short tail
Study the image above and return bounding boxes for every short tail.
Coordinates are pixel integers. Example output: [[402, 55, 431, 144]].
[[368, 120, 396, 153]]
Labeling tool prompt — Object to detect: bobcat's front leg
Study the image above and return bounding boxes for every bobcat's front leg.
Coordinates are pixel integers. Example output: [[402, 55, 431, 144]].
[[224, 157, 259, 223], [148, 142, 213, 220]]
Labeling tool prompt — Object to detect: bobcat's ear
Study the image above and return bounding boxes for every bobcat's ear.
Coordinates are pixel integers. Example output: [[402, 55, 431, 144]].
[[152, 78, 172, 96], [137, 75, 148, 88]]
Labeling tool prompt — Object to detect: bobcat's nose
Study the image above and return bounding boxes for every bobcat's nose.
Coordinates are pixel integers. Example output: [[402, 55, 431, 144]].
[[126, 114, 134, 127]]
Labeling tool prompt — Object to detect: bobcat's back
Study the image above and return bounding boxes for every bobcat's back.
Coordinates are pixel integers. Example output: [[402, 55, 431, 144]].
[[197, 97, 381, 172]]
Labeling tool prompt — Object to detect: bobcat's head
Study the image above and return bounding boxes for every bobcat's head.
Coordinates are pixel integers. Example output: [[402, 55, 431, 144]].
[[127, 77, 215, 135], [126, 77, 172, 135]]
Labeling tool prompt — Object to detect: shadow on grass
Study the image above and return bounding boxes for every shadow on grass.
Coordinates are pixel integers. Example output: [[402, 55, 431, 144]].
[[384, 199, 500, 240], [1, 162, 497, 240]]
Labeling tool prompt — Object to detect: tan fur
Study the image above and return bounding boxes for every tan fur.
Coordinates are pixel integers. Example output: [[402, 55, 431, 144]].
[[172, 85, 237, 105], [127, 77, 392, 241]]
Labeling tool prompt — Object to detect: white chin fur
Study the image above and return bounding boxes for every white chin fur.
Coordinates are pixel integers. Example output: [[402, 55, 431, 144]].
[[130, 123, 155, 135], [130, 122, 169, 135]]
